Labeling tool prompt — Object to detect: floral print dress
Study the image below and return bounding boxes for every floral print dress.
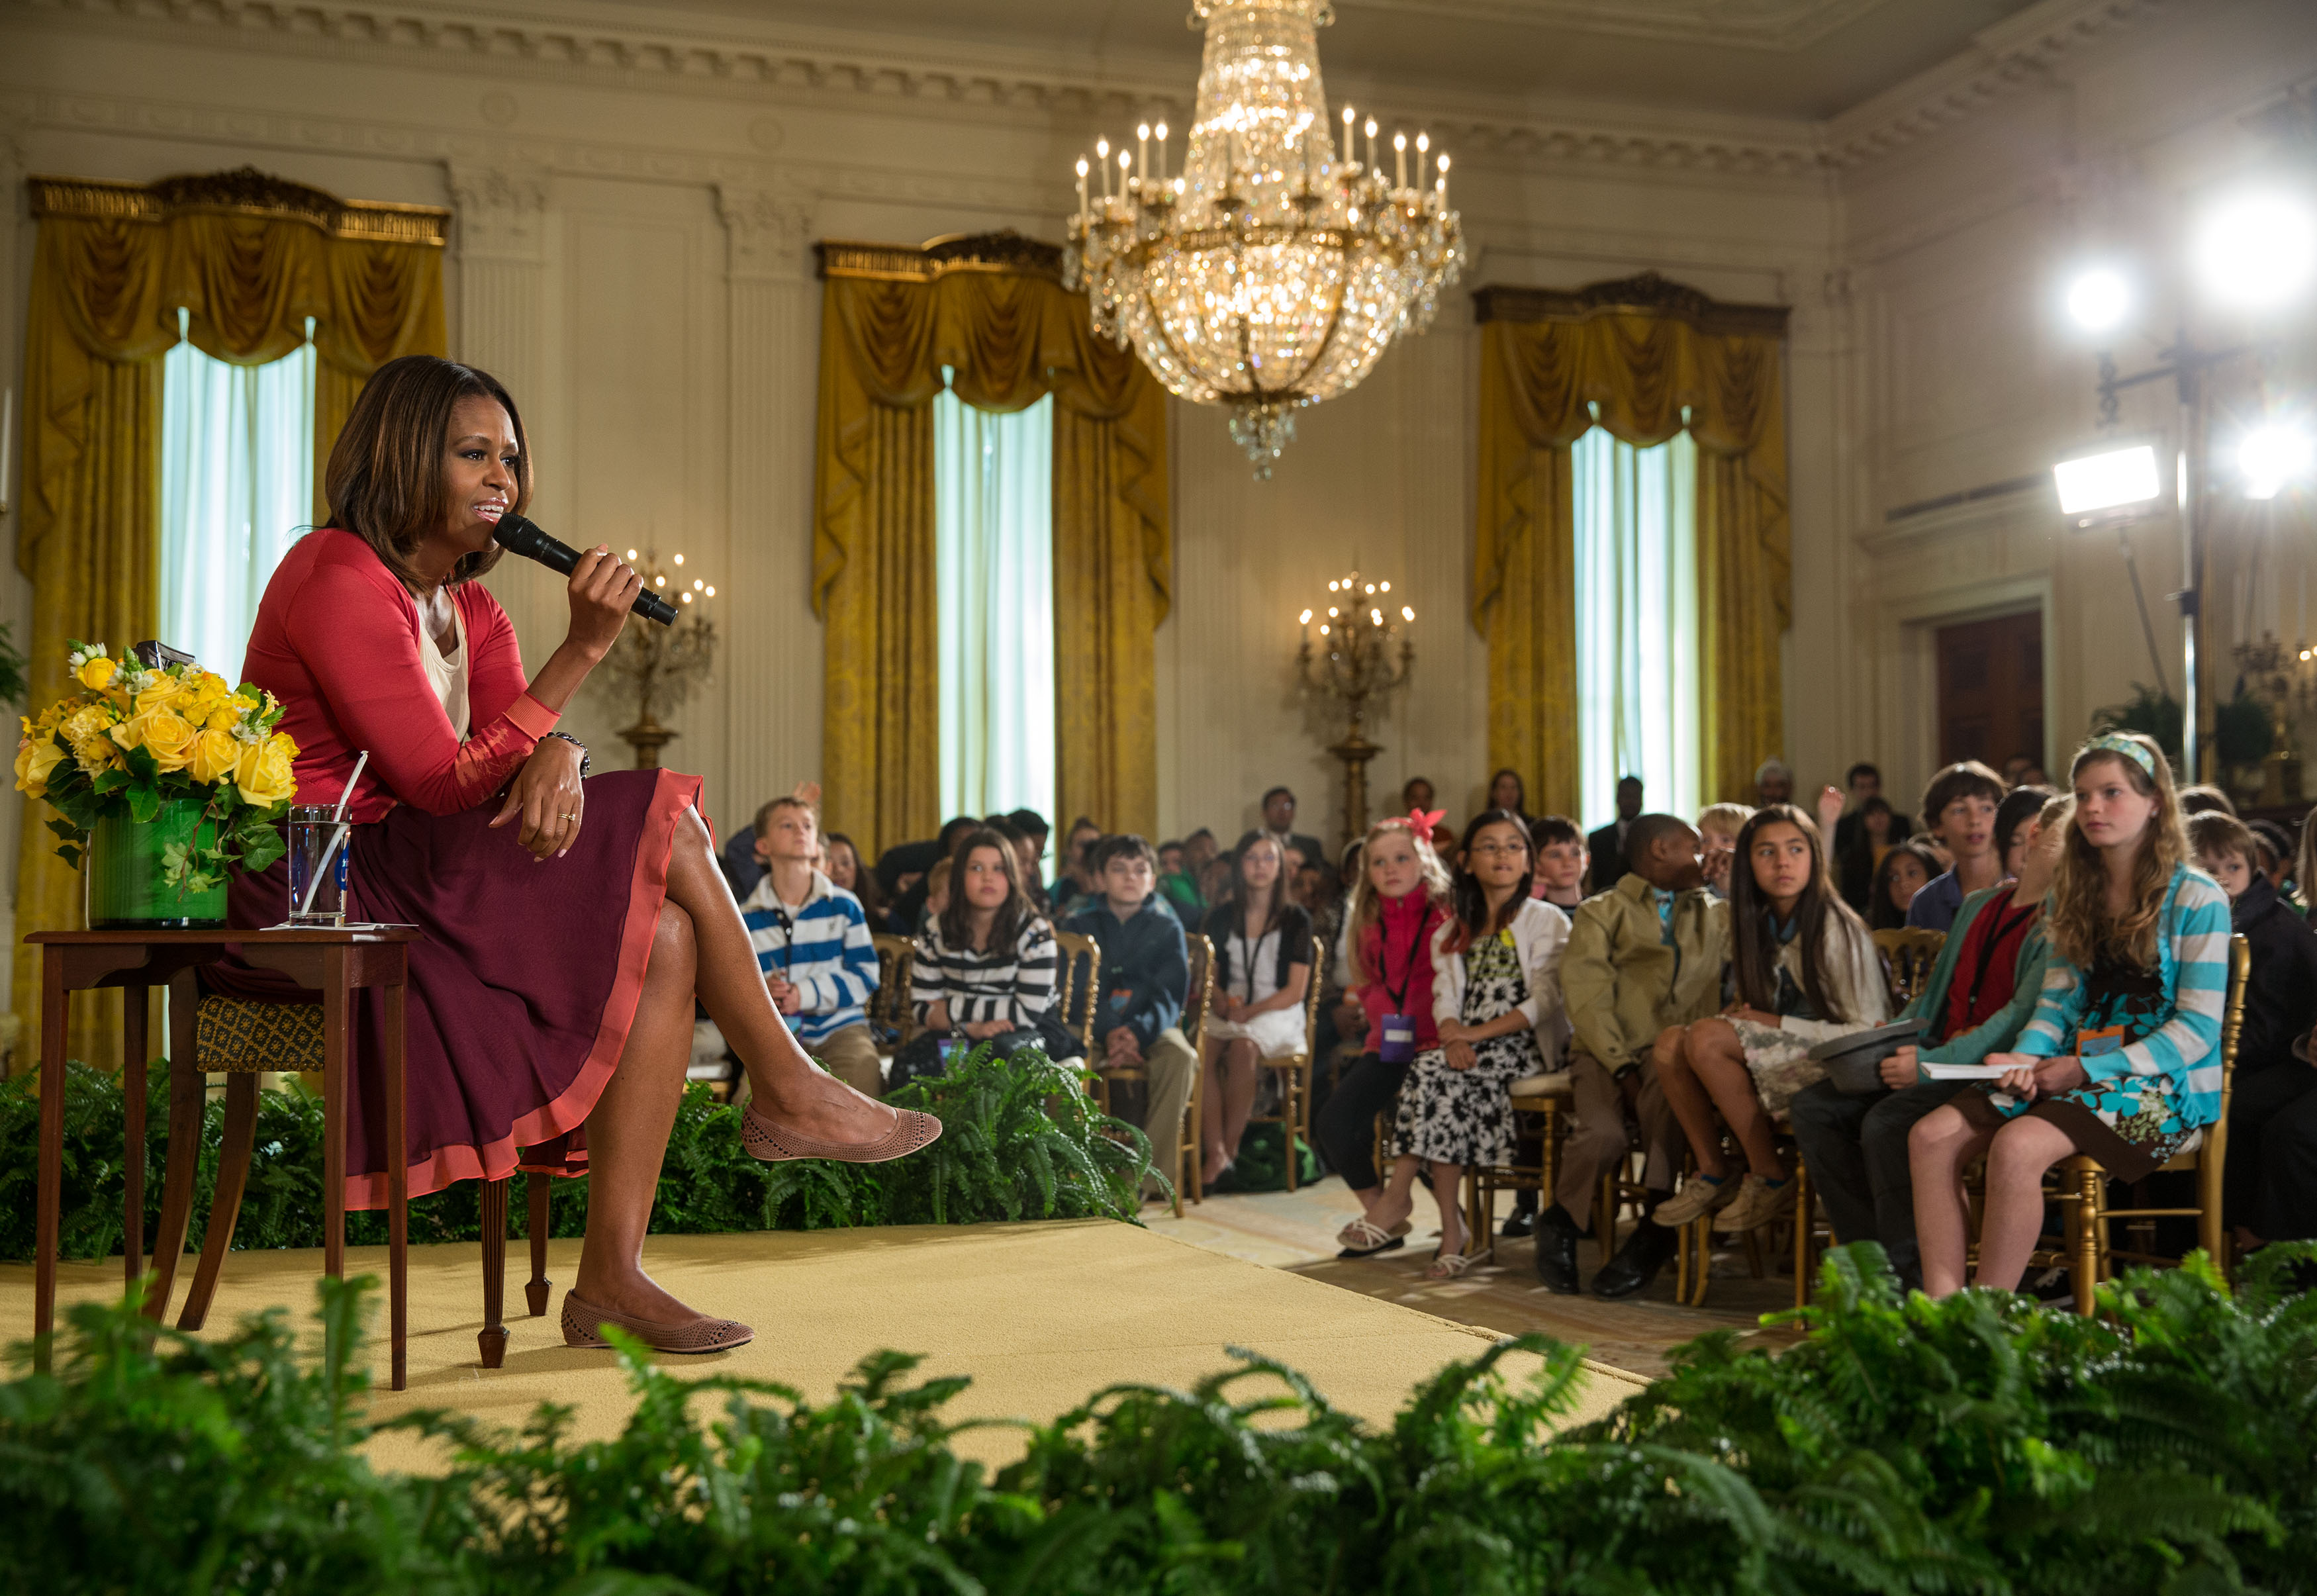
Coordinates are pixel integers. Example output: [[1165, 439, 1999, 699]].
[[1971, 951, 2200, 1170], [1390, 929, 1546, 1167]]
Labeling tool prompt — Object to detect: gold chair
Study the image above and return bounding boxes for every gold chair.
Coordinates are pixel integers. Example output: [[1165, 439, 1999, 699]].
[[1244, 937, 1329, 1192], [1053, 928, 1102, 1072], [1871, 928, 1946, 1009], [2026, 933, 2249, 1314], [867, 932, 917, 1054], [1468, 1067, 1572, 1266], [1084, 933, 1210, 1218]]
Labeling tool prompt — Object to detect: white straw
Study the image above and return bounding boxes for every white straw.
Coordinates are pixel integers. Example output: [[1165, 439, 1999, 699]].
[[297, 752, 367, 919]]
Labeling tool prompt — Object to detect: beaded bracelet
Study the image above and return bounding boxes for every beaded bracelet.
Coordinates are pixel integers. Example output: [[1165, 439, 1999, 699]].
[[541, 730, 591, 778]]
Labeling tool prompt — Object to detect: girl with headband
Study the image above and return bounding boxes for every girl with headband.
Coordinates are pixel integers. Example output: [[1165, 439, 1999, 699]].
[[1908, 731, 2232, 1297]]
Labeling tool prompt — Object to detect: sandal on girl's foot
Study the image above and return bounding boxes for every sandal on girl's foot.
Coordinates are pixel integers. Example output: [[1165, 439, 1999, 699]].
[[1425, 1248, 1474, 1281], [742, 1103, 942, 1164], [1335, 1217, 1413, 1258], [559, 1290, 754, 1354]]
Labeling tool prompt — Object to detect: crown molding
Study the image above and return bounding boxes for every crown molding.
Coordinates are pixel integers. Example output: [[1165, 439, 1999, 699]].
[[1822, 0, 2171, 170], [0, 0, 2201, 183], [28, 164, 449, 242], [816, 230, 1064, 283], [1473, 271, 1792, 337]]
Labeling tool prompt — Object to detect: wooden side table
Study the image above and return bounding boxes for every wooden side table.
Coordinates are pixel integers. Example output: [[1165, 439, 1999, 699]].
[[28, 926, 422, 1389]]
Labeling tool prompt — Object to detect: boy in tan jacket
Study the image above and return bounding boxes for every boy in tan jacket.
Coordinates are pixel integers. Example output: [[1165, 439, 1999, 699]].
[[1542, 814, 1730, 1299]]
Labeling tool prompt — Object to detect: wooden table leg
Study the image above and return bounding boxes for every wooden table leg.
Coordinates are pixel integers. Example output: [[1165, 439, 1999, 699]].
[[122, 984, 148, 1298], [381, 951, 408, 1391], [322, 951, 347, 1284], [148, 973, 203, 1323], [179, 1073, 258, 1332], [34, 948, 66, 1370]]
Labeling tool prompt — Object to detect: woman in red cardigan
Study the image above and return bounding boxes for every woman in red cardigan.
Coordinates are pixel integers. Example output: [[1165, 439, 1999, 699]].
[[218, 355, 937, 1354]]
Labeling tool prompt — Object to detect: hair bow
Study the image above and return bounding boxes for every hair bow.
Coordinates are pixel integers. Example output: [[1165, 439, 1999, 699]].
[[1409, 807, 1446, 834]]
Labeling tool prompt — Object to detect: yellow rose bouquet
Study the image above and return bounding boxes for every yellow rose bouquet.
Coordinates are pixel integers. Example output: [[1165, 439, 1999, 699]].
[[17, 639, 298, 897]]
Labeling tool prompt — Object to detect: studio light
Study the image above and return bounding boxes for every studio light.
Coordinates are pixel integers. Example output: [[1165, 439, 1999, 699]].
[[2053, 440, 2163, 523], [2065, 267, 2132, 334], [2240, 420, 2314, 500], [2192, 191, 2317, 310]]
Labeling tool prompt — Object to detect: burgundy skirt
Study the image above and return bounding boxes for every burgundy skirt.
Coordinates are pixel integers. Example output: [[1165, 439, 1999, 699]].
[[207, 769, 701, 1209]]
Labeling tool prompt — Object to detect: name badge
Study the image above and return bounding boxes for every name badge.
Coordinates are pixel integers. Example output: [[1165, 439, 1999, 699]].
[[2077, 1023, 2128, 1058], [1380, 1013, 1417, 1064]]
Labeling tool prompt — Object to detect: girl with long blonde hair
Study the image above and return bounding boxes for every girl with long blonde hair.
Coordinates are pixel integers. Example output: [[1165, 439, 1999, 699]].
[[1314, 814, 1452, 1255], [1909, 731, 2231, 1296]]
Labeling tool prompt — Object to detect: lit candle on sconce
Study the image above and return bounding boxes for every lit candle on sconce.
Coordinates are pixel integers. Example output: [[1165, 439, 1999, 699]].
[[1137, 122, 1149, 186], [1394, 131, 1406, 189], [1364, 117, 1378, 175], [1341, 105, 1356, 170], [1097, 137, 1111, 199], [1154, 121, 1168, 184], [1437, 152, 1449, 205], [1076, 157, 1090, 228]]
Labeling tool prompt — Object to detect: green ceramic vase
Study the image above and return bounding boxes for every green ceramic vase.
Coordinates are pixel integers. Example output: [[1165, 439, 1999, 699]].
[[86, 801, 228, 928]]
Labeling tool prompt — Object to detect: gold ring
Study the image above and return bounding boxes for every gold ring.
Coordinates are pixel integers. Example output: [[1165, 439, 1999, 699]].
[[561, 812, 579, 821]]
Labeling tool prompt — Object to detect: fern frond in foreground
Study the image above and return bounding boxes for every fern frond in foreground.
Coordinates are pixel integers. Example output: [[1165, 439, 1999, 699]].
[[5, 1243, 2313, 1595]]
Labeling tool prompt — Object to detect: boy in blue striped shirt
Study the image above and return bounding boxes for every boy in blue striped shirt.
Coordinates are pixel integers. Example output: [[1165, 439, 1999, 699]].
[[739, 796, 884, 1097]]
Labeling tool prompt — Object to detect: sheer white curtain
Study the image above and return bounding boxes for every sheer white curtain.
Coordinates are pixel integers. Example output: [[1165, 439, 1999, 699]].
[[160, 310, 317, 686], [933, 379, 1056, 828], [1574, 421, 1699, 830]]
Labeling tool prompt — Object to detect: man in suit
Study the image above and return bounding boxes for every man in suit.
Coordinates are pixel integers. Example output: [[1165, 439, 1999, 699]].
[[1585, 776, 1645, 895], [1239, 785, 1326, 874]]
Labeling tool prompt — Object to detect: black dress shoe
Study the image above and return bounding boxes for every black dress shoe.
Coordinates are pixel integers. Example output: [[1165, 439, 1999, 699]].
[[1533, 1211, 1581, 1294], [1500, 1208, 1537, 1241], [1591, 1220, 1677, 1299]]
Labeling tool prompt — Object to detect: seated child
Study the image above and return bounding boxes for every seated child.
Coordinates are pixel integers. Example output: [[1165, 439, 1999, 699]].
[[739, 796, 882, 1097], [1066, 835, 1197, 1199], [1788, 790, 2066, 1286], [1697, 802, 1754, 900], [1527, 814, 1588, 910], [1655, 804, 1887, 1235], [2187, 810, 2317, 1250], [1911, 733, 2230, 1296]]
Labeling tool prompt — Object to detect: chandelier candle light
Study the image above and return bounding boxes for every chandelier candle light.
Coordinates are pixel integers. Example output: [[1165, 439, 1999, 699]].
[[1066, 0, 1464, 477], [1297, 571, 1415, 845], [599, 549, 716, 769]]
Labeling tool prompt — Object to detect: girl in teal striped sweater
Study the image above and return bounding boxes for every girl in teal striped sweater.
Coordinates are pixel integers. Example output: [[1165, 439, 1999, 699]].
[[1910, 732, 2232, 1297]]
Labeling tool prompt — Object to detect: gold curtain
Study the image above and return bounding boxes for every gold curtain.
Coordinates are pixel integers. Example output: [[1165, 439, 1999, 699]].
[[14, 171, 447, 1067], [813, 238, 1171, 859], [1472, 276, 1789, 816]]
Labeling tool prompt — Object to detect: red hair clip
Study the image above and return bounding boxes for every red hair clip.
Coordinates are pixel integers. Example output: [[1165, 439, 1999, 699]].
[[1409, 807, 1446, 833]]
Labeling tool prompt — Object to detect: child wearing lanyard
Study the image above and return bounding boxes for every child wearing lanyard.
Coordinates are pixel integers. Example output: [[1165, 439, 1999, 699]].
[[1314, 814, 1452, 1258]]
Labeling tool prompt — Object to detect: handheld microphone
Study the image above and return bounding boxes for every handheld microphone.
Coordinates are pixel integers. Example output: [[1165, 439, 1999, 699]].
[[491, 512, 679, 626]]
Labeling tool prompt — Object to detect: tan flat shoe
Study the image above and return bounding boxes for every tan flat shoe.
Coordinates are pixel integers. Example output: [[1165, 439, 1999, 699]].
[[742, 1103, 942, 1164], [559, 1290, 753, 1354]]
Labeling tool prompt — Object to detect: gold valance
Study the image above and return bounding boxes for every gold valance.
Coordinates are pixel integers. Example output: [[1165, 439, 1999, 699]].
[[13, 168, 447, 1067], [1474, 273, 1790, 814], [813, 233, 1169, 857]]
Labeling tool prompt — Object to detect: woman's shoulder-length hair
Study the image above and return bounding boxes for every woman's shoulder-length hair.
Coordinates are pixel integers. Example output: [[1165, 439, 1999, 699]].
[[324, 354, 532, 591]]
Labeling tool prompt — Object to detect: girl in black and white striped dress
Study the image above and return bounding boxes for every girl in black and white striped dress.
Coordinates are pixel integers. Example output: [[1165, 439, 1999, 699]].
[[894, 827, 1066, 1085]]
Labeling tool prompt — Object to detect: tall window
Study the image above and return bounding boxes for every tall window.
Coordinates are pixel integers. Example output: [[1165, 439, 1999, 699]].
[[1573, 421, 1699, 829], [159, 310, 316, 685], [933, 379, 1055, 833]]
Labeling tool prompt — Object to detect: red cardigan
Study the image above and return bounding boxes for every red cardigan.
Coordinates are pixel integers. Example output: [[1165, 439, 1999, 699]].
[[242, 528, 559, 822]]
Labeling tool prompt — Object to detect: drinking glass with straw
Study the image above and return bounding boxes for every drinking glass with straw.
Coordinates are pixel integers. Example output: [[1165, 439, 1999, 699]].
[[288, 751, 367, 926]]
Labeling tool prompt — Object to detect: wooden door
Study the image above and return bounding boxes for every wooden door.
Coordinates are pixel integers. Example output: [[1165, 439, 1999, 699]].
[[1936, 611, 2044, 770]]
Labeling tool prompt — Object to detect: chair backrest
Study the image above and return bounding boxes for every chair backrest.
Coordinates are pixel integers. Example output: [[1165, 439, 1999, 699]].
[[1294, 933, 1325, 1062], [1052, 929, 1102, 1058], [1181, 933, 1215, 1051], [1870, 927, 1945, 1009], [869, 933, 916, 1047], [2200, 933, 2253, 1201]]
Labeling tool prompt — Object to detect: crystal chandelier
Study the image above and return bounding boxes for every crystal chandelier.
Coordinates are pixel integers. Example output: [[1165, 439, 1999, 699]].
[[1065, 0, 1464, 477]]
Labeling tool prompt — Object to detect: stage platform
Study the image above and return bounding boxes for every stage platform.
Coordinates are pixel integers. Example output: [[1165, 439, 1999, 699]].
[[3, 1218, 1650, 1470]]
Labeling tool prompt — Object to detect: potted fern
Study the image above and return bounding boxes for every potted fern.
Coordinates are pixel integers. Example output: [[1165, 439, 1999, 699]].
[[14, 641, 298, 927]]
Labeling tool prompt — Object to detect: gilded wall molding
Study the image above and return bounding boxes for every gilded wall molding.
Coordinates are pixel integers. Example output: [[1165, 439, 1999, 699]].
[[815, 232, 1066, 284], [1472, 272, 1791, 338], [27, 165, 450, 244]]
